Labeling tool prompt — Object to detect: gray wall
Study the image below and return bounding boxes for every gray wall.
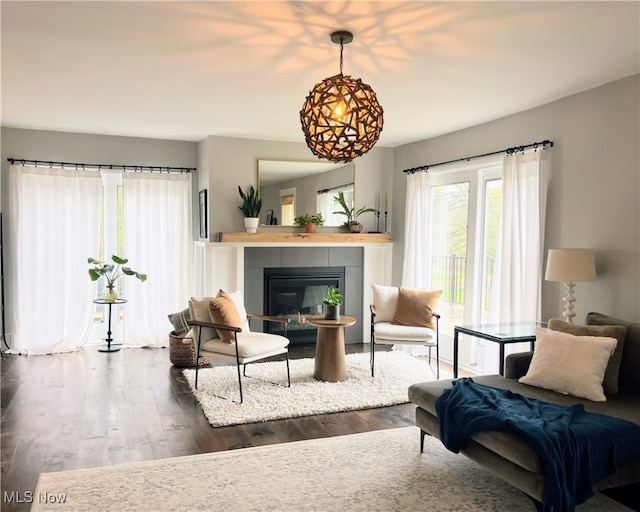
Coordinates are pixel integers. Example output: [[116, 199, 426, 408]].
[[197, 136, 394, 237], [2, 74, 637, 341], [392, 74, 640, 322], [1, 127, 199, 219]]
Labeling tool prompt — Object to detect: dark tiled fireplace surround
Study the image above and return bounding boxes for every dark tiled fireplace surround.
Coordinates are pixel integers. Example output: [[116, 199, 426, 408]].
[[243, 247, 364, 345]]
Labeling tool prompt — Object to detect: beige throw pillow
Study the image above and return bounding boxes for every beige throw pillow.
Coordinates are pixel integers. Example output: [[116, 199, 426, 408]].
[[189, 296, 219, 342], [208, 290, 242, 342], [391, 288, 442, 330], [548, 318, 626, 395], [372, 284, 399, 323], [519, 328, 617, 402]]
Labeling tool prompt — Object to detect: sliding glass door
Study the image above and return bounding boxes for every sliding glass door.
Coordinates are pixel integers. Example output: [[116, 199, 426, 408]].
[[427, 162, 502, 373]]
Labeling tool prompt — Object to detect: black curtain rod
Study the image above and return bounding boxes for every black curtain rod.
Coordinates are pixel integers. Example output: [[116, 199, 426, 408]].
[[317, 182, 354, 194], [7, 158, 195, 174], [402, 139, 553, 174]]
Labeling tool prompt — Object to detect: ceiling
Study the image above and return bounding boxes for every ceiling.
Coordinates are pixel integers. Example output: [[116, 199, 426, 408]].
[[2, 1, 639, 148]]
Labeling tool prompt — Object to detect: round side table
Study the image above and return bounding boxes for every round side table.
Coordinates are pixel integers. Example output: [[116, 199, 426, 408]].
[[305, 315, 356, 382], [93, 299, 127, 352]]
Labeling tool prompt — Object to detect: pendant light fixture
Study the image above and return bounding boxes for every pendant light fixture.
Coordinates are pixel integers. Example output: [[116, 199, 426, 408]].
[[300, 31, 384, 163]]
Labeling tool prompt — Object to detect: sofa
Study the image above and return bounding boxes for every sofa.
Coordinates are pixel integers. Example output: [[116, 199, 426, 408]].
[[408, 312, 640, 509]]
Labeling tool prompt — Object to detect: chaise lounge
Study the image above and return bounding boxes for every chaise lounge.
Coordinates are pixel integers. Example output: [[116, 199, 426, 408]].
[[408, 312, 640, 510]]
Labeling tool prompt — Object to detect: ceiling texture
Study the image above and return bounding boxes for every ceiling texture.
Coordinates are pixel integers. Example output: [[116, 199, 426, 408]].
[[1, 1, 639, 148]]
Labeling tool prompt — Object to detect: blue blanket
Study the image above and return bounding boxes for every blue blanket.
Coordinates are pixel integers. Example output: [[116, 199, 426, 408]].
[[435, 378, 640, 512]]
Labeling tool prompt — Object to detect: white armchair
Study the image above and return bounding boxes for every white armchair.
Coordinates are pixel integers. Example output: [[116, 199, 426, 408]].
[[370, 284, 441, 379], [187, 290, 291, 403]]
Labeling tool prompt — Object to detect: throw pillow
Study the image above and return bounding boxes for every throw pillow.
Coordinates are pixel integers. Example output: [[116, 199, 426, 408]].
[[519, 328, 617, 401], [189, 297, 219, 342], [208, 290, 242, 342], [548, 318, 626, 395], [226, 289, 251, 333], [587, 312, 640, 393], [391, 287, 442, 330], [372, 284, 399, 323], [167, 307, 191, 337]]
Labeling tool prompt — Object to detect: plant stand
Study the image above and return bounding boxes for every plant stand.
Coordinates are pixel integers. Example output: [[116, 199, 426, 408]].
[[93, 299, 127, 352]]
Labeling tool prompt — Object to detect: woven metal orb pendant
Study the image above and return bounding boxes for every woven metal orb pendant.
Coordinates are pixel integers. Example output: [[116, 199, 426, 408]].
[[300, 31, 384, 163]]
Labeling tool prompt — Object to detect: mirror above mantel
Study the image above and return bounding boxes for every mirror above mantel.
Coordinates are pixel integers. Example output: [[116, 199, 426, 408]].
[[258, 160, 355, 226]]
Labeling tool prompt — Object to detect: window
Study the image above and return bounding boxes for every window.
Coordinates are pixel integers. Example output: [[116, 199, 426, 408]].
[[427, 161, 502, 373], [279, 187, 296, 226], [90, 169, 125, 340]]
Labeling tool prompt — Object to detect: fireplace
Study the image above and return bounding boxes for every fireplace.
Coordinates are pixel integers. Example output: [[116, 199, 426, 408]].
[[264, 267, 345, 345]]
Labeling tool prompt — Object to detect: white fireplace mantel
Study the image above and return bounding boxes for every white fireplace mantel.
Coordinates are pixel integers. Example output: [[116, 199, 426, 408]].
[[193, 240, 393, 343]]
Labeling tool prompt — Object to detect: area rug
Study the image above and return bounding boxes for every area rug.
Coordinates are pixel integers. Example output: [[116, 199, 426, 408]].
[[183, 351, 441, 427], [33, 426, 628, 512]]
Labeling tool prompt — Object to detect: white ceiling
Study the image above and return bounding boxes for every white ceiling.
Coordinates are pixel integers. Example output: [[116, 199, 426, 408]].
[[2, 1, 639, 148]]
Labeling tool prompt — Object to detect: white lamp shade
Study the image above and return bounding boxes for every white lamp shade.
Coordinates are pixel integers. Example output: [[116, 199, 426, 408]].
[[545, 248, 596, 282]]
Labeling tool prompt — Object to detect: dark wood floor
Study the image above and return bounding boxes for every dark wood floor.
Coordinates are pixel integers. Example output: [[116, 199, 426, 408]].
[[2, 344, 638, 512], [1, 343, 421, 512]]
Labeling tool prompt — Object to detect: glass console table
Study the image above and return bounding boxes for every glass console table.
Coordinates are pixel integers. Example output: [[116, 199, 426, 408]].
[[453, 321, 547, 377]]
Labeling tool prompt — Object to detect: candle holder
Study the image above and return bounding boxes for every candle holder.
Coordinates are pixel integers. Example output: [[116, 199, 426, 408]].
[[384, 211, 388, 233]]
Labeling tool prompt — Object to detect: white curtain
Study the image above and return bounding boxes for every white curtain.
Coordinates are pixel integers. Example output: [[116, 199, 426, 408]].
[[122, 172, 192, 347], [401, 172, 432, 287], [9, 165, 101, 355], [489, 150, 548, 322], [395, 172, 433, 356], [485, 150, 549, 372]]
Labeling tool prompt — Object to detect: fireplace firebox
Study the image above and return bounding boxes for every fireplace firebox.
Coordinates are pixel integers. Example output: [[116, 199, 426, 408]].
[[264, 267, 345, 345]]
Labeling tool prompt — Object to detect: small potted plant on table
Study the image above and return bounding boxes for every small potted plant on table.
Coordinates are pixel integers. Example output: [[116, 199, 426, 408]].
[[323, 287, 343, 320], [294, 213, 324, 233], [333, 191, 376, 233], [88, 255, 147, 302], [238, 185, 262, 233]]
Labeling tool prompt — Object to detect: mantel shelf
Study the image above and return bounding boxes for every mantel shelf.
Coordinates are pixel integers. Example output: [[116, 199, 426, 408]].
[[218, 232, 392, 244]]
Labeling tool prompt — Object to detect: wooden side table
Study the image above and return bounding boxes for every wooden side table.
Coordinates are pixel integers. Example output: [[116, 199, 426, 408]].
[[93, 299, 127, 352], [306, 315, 356, 382]]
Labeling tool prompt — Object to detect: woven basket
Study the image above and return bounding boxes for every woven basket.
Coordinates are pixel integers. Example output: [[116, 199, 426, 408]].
[[169, 331, 212, 368]]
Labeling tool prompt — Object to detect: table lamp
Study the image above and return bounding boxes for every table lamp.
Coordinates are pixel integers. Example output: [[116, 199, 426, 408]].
[[545, 248, 596, 323]]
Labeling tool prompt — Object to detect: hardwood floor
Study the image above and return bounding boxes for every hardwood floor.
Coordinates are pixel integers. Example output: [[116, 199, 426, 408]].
[[1, 343, 420, 511], [2, 345, 637, 512]]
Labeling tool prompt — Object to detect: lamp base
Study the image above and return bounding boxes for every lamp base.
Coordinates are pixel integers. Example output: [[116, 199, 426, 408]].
[[561, 281, 577, 324]]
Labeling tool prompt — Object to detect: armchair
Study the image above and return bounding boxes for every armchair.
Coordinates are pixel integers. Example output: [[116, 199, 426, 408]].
[[187, 291, 291, 403], [370, 284, 441, 379]]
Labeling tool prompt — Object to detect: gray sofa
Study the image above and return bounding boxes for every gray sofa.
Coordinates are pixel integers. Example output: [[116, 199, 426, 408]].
[[408, 312, 640, 509]]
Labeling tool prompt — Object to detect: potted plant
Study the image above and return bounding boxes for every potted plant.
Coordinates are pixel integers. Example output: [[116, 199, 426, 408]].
[[238, 185, 262, 233], [333, 191, 376, 233], [88, 255, 147, 302], [323, 287, 344, 320], [294, 213, 324, 233]]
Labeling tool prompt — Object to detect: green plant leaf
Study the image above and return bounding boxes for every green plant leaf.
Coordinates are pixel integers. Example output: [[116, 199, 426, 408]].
[[88, 255, 147, 286], [238, 185, 261, 217], [323, 287, 344, 305], [88, 268, 102, 281]]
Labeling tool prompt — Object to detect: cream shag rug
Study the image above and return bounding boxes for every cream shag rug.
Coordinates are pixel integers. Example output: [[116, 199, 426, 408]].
[[33, 426, 628, 512], [183, 351, 440, 427]]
